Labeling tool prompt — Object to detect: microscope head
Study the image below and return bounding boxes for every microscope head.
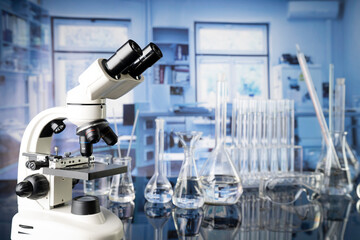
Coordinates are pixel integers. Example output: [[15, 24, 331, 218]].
[[66, 39, 163, 156]]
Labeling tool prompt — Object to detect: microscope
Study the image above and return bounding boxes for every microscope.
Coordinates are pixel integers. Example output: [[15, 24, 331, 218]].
[[11, 40, 162, 239]]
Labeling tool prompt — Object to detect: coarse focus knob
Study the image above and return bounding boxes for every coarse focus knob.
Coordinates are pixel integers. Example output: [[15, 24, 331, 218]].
[[15, 181, 33, 198], [15, 174, 49, 200]]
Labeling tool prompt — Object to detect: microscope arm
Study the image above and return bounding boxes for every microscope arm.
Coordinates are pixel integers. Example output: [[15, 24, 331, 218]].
[[18, 106, 67, 181]]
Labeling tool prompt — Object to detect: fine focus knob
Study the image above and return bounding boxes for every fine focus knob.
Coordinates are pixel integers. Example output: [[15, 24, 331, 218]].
[[15, 181, 33, 198], [71, 196, 100, 215], [15, 174, 49, 200]]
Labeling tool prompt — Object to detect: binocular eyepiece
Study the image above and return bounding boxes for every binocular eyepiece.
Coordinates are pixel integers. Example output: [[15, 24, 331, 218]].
[[77, 120, 118, 157], [103, 40, 163, 79]]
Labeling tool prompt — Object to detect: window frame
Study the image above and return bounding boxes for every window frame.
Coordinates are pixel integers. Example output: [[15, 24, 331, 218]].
[[194, 22, 270, 101], [51, 17, 132, 115]]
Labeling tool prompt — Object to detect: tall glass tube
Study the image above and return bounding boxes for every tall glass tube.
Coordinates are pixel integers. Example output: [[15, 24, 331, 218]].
[[144, 118, 173, 203], [334, 78, 345, 134]]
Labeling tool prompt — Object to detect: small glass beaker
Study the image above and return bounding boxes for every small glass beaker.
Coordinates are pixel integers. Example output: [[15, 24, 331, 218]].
[[84, 154, 112, 195], [109, 156, 135, 203]]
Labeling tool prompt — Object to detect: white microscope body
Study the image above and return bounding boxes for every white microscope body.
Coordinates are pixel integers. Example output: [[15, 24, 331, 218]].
[[11, 40, 162, 239]]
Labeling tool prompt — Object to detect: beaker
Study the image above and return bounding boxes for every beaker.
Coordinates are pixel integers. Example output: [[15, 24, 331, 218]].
[[316, 131, 353, 195], [109, 156, 135, 203], [173, 131, 205, 209], [145, 118, 173, 203], [200, 79, 242, 205]]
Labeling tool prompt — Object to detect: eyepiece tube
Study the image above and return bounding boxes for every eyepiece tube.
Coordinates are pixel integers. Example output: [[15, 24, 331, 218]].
[[104, 39, 143, 77], [125, 42, 163, 78]]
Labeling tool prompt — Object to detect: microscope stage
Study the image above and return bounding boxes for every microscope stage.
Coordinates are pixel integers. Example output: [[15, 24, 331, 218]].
[[43, 162, 127, 180]]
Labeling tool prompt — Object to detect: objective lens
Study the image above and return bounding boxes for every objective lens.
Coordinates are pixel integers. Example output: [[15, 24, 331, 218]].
[[101, 126, 118, 146], [79, 136, 93, 157], [85, 127, 101, 144], [125, 42, 163, 78], [104, 39, 143, 77]]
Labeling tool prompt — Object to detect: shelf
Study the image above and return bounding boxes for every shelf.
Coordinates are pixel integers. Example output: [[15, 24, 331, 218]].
[[0, 104, 29, 110], [157, 60, 189, 66], [2, 41, 28, 50], [0, 68, 29, 74], [154, 41, 189, 46]]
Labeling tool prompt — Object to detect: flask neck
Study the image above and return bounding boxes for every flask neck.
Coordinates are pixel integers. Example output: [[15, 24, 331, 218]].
[[215, 80, 227, 146], [154, 120, 165, 176], [181, 147, 198, 179]]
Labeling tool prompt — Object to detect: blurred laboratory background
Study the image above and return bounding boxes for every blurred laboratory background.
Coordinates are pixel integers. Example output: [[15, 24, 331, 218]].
[[0, 0, 359, 180]]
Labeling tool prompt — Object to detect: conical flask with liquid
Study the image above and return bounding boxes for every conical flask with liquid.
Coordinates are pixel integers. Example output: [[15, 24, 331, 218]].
[[316, 78, 353, 195], [144, 118, 173, 203], [172, 131, 205, 209], [199, 78, 243, 205]]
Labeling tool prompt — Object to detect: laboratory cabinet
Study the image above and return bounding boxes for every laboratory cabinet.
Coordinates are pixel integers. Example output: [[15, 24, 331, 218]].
[[0, 0, 51, 174]]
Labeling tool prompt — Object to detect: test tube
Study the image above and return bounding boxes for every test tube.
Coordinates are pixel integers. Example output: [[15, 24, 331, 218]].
[[259, 100, 268, 173], [249, 100, 259, 173], [268, 100, 278, 172]]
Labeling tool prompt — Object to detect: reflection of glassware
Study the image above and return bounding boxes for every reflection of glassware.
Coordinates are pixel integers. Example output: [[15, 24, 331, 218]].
[[316, 131, 353, 195], [110, 201, 135, 240], [173, 131, 204, 209], [262, 200, 322, 233], [172, 207, 204, 239], [144, 201, 172, 240], [145, 118, 173, 203], [200, 79, 242, 205], [259, 172, 324, 204], [84, 154, 112, 195], [318, 195, 352, 240], [109, 156, 135, 203], [200, 204, 241, 239]]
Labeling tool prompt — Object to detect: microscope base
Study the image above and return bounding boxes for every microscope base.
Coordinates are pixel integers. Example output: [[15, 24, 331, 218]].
[[11, 205, 123, 240]]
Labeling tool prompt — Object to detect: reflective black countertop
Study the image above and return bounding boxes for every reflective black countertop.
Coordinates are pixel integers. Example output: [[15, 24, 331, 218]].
[[2, 177, 360, 240]]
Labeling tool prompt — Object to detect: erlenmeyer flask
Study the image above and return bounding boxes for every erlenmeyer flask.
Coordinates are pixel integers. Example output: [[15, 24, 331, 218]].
[[145, 118, 173, 203], [172, 131, 205, 209], [200, 78, 243, 205], [109, 156, 135, 203], [316, 131, 353, 195]]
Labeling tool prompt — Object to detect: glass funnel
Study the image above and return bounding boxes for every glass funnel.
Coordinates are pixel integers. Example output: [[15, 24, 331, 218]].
[[109, 156, 135, 203], [172, 131, 205, 209], [200, 79, 243, 205], [145, 118, 173, 203]]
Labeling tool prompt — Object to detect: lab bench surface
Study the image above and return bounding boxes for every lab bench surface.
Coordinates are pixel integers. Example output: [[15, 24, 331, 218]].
[[2, 177, 360, 240]]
